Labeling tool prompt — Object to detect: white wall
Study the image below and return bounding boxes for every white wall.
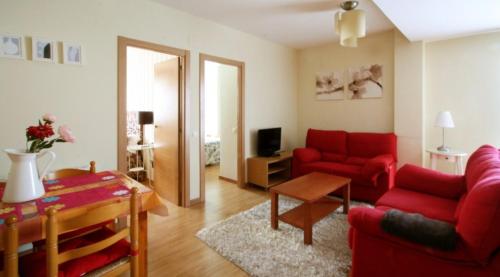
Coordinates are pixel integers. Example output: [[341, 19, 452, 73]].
[[218, 64, 238, 181], [0, 0, 299, 201], [424, 32, 500, 172], [297, 31, 395, 145]]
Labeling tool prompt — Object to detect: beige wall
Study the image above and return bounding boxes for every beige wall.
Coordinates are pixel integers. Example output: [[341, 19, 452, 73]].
[[0, 0, 299, 201], [425, 32, 500, 172], [394, 31, 425, 167], [297, 31, 395, 146]]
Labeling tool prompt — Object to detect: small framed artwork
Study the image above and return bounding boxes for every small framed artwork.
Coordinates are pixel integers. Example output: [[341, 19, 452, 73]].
[[346, 64, 383, 100], [32, 37, 56, 62], [0, 34, 24, 59], [315, 71, 344, 101], [62, 42, 83, 65]]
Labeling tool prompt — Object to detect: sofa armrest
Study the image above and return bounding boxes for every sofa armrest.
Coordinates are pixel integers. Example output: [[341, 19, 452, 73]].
[[293, 148, 321, 163], [348, 207, 387, 238], [361, 154, 395, 182], [395, 164, 465, 199]]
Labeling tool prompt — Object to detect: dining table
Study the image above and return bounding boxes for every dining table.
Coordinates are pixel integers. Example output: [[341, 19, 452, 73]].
[[0, 170, 167, 277]]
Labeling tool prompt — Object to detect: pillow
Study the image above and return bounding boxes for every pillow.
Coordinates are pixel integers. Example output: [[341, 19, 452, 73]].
[[380, 209, 457, 251]]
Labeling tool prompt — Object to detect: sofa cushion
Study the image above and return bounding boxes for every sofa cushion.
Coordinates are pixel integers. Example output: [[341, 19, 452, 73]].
[[306, 129, 347, 155], [345, 156, 368, 166], [347, 132, 397, 160], [299, 162, 366, 184], [376, 188, 458, 223], [321, 152, 347, 162]]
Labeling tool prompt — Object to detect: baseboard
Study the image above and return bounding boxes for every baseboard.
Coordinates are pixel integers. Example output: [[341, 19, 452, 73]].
[[218, 176, 237, 184], [188, 197, 202, 207]]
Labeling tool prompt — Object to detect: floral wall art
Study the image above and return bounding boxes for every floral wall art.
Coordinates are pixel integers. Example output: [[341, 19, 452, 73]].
[[346, 64, 383, 99], [315, 71, 344, 101]]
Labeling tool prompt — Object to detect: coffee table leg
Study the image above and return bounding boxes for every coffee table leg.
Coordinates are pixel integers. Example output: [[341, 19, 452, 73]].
[[343, 183, 350, 214], [304, 203, 312, 245], [271, 191, 278, 229]]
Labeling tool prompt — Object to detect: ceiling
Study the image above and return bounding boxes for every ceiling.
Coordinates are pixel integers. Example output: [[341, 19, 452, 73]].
[[153, 0, 500, 49], [373, 0, 500, 42], [153, 0, 394, 49]]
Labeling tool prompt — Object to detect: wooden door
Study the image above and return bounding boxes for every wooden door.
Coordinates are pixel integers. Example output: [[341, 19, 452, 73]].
[[153, 58, 180, 205]]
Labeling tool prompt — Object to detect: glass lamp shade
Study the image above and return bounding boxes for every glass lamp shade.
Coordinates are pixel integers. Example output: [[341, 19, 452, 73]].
[[335, 9, 366, 47], [435, 111, 455, 128]]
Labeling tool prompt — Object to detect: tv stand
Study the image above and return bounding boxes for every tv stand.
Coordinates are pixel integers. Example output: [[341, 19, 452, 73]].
[[247, 151, 292, 189]]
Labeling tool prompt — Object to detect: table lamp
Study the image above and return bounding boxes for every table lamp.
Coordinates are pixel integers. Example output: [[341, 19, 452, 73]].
[[435, 111, 455, 152], [138, 111, 154, 143]]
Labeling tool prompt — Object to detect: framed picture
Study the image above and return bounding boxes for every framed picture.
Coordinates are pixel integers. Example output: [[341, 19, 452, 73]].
[[315, 71, 344, 101], [0, 34, 24, 59], [62, 42, 83, 65], [32, 37, 56, 62], [346, 64, 383, 99]]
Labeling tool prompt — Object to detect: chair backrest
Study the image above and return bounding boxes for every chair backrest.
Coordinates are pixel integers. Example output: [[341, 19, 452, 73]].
[[46, 161, 96, 180], [45, 187, 139, 277], [456, 145, 500, 263], [2, 215, 18, 277]]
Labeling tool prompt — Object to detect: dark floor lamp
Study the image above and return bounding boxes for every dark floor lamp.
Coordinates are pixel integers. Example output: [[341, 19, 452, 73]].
[[138, 111, 154, 144]]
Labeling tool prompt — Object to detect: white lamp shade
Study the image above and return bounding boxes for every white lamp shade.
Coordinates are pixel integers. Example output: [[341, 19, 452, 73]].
[[335, 9, 366, 47], [435, 111, 455, 128]]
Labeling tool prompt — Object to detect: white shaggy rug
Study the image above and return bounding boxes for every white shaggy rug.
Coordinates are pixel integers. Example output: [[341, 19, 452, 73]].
[[196, 197, 369, 277]]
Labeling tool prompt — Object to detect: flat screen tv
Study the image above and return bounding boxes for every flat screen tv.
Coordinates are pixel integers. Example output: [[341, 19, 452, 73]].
[[257, 128, 281, 157]]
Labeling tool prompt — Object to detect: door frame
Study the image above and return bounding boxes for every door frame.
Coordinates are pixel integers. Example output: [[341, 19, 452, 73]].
[[199, 53, 245, 204], [117, 36, 190, 207]]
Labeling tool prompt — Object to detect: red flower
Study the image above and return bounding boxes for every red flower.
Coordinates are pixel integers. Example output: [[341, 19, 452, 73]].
[[27, 124, 55, 140]]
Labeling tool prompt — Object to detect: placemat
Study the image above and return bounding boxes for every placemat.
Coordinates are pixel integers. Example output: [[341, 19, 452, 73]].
[[43, 171, 120, 192], [37, 184, 131, 215]]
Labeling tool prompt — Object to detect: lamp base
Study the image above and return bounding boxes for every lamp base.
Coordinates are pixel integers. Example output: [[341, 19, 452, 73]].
[[437, 145, 450, 152]]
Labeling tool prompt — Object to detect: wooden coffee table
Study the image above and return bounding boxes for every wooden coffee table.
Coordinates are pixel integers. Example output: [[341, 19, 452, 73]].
[[270, 172, 351, 245]]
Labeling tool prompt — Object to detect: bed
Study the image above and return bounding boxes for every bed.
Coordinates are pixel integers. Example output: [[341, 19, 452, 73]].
[[205, 136, 220, 165]]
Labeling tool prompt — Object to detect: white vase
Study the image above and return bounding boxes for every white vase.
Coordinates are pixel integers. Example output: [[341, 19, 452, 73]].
[[2, 149, 56, 203]]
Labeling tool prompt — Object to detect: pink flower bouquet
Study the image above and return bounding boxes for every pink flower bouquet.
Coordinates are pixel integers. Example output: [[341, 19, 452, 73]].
[[26, 114, 75, 153]]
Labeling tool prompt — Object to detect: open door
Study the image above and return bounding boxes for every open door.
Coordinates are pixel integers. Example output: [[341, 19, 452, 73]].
[[154, 57, 181, 205]]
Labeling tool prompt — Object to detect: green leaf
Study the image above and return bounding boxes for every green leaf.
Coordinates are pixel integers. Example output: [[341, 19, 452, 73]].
[[29, 140, 39, 153]]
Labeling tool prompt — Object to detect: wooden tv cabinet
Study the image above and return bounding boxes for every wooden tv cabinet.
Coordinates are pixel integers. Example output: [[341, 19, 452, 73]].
[[247, 151, 292, 189]]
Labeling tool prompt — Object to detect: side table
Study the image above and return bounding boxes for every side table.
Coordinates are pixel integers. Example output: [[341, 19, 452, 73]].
[[426, 148, 467, 175]]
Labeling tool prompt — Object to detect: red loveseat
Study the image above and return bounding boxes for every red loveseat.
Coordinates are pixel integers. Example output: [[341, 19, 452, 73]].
[[348, 145, 500, 277], [292, 129, 397, 203]]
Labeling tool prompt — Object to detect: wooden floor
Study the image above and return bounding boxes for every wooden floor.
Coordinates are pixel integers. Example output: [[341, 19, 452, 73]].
[[148, 165, 269, 276]]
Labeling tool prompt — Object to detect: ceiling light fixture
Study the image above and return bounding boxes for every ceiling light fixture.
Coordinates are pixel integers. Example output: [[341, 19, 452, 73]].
[[335, 1, 366, 47]]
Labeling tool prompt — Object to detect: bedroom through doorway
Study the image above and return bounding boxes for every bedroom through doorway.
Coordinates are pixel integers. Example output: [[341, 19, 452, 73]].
[[199, 54, 245, 204]]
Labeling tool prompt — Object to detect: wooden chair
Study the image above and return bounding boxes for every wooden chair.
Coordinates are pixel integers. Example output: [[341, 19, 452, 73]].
[[19, 188, 139, 277], [45, 161, 96, 180], [1, 215, 18, 277]]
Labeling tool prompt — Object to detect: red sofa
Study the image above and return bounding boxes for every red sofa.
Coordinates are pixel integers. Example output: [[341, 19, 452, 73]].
[[292, 129, 397, 203], [348, 145, 500, 277]]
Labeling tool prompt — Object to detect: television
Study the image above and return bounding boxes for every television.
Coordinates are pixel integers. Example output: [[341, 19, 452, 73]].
[[257, 128, 281, 157]]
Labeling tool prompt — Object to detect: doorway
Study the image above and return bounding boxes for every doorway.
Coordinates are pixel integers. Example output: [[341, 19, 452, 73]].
[[199, 54, 245, 203], [118, 37, 189, 207]]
